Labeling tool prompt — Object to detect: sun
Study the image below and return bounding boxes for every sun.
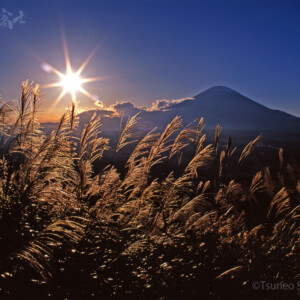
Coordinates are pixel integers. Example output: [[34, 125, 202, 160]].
[[39, 38, 107, 110], [61, 70, 82, 93]]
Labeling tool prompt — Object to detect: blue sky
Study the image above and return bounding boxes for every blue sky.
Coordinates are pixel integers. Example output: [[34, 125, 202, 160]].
[[0, 0, 300, 120]]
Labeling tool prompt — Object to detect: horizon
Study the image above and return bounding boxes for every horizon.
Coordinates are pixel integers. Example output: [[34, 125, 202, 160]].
[[40, 84, 300, 124], [1, 0, 300, 122]]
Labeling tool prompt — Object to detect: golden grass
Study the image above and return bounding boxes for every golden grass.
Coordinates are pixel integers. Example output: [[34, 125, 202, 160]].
[[0, 81, 299, 299]]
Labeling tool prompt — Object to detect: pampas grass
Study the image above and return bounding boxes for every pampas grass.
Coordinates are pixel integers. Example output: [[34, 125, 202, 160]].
[[0, 81, 299, 299]]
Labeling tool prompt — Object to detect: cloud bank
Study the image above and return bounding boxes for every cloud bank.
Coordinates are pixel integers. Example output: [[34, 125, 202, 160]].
[[92, 97, 194, 117]]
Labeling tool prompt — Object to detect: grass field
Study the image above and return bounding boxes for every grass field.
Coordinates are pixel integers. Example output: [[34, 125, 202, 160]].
[[0, 81, 299, 299]]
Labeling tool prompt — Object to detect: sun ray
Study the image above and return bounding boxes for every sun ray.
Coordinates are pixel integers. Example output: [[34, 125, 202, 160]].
[[61, 32, 71, 73], [40, 37, 106, 110], [34, 54, 64, 78], [44, 64, 64, 78], [80, 76, 109, 84], [78, 87, 95, 101], [50, 89, 68, 111], [41, 82, 64, 89], [76, 45, 99, 76], [71, 90, 76, 103]]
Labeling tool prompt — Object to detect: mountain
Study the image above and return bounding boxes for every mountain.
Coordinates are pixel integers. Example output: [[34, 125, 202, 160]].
[[161, 86, 300, 132], [42, 86, 300, 142]]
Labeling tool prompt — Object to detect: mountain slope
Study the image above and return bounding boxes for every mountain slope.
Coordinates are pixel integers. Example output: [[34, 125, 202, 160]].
[[145, 86, 300, 132]]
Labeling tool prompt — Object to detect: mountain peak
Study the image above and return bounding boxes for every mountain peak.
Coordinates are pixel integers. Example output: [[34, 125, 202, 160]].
[[193, 85, 240, 99], [206, 86, 236, 93]]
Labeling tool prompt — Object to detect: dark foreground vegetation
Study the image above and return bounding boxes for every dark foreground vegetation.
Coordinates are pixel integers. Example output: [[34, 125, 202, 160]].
[[0, 81, 299, 299]]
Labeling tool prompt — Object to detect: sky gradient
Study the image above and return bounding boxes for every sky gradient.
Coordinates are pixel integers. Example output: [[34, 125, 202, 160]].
[[0, 0, 300, 121]]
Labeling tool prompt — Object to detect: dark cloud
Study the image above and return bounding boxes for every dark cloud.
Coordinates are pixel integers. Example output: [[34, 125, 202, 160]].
[[110, 101, 142, 116]]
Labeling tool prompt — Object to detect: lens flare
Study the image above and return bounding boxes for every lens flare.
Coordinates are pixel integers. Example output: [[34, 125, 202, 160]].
[[39, 38, 107, 111]]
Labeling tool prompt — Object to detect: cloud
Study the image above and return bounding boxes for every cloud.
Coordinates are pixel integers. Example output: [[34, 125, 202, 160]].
[[86, 97, 195, 118], [94, 100, 104, 109], [171, 97, 194, 104], [150, 97, 194, 111], [110, 101, 142, 116], [150, 99, 170, 111]]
